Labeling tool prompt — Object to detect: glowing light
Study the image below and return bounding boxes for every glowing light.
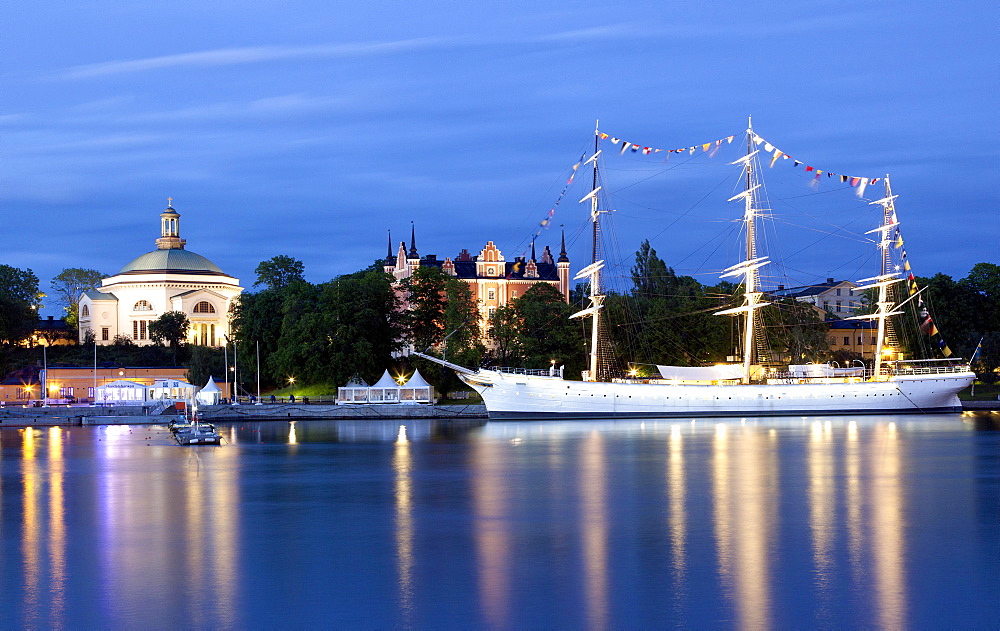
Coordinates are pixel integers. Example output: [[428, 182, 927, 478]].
[[287, 376, 295, 384]]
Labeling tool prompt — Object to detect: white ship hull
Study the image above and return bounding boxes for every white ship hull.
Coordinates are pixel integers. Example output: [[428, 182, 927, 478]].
[[460, 369, 974, 420]]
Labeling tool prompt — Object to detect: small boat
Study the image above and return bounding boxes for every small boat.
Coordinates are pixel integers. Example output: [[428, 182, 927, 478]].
[[173, 407, 221, 445]]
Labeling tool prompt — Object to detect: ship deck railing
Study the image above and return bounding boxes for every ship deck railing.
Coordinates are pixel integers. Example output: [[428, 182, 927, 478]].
[[491, 367, 557, 377], [880, 360, 971, 377]]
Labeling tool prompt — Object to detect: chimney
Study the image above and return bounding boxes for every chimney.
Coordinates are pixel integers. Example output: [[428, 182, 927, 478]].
[[827, 277, 834, 284], [777, 284, 784, 291]]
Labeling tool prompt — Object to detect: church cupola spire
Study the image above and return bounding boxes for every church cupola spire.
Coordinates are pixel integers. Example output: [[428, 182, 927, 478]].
[[408, 222, 419, 259], [530, 238, 537, 262], [155, 197, 186, 250], [558, 227, 569, 263]]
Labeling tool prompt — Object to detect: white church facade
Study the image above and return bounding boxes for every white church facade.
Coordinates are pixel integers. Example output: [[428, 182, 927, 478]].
[[78, 201, 243, 347]]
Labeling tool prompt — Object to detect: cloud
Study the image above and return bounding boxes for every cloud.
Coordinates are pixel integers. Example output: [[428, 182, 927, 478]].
[[61, 37, 454, 79]]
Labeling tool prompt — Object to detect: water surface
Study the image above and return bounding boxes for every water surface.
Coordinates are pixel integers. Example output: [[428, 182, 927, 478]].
[[1, 414, 997, 628]]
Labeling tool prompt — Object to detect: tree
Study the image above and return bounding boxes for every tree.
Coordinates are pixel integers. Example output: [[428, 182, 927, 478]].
[[517, 283, 585, 376], [50, 268, 104, 329], [486, 304, 523, 367], [254, 255, 305, 290], [631, 239, 673, 301], [149, 311, 190, 363], [402, 266, 450, 351], [765, 299, 830, 363], [0, 264, 41, 346]]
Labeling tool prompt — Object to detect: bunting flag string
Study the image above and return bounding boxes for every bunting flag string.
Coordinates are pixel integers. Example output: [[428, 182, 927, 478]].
[[530, 155, 584, 240], [896, 227, 953, 357], [596, 130, 736, 159], [597, 128, 884, 198], [751, 132, 882, 197]]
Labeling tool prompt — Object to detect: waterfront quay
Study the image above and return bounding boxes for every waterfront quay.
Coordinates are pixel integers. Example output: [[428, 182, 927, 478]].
[[0, 403, 487, 427]]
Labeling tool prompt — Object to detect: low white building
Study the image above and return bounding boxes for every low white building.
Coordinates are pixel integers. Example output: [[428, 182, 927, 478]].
[[94, 380, 149, 405], [78, 201, 243, 347]]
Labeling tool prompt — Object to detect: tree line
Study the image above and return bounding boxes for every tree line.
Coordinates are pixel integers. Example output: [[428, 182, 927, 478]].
[[1, 252, 997, 392]]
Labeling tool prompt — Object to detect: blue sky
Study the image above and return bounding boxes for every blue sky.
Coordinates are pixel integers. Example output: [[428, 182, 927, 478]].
[[3, 1, 997, 314]]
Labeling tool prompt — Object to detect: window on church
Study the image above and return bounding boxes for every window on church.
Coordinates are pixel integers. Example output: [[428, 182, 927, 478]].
[[82, 305, 90, 317], [194, 301, 216, 314], [134, 300, 153, 311], [487, 289, 496, 301], [101, 327, 109, 341]]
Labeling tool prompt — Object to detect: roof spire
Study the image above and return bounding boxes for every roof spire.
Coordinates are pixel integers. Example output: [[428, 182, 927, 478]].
[[386, 229, 393, 261], [530, 238, 536, 261], [558, 226, 569, 263], [408, 221, 419, 259]]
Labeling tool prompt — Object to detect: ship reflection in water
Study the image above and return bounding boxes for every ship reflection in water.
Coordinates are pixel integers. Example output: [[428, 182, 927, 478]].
[[0, 414, 995, 628]]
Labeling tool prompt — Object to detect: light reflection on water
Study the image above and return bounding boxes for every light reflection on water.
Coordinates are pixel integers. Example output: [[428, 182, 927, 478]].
[[0, 414, 996, 628]]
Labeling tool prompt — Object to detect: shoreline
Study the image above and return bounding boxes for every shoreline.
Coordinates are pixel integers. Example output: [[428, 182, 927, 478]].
[[0, 403, 488, 427], [1, 401, 996, 428]]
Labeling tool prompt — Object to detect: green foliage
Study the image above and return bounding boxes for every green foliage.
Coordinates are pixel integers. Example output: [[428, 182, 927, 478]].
[[150, 311, 190, 364], [764, 299, 830, 363], [606, 242, 733, 369], [51, 267, 104, 329], [401, 266, 449, 351], [484, 283, 586, 378], [232, 261, 404, 393], [185, 346, 227, 389], [0, 264, 41, 347], [254, 255, 305, 290]]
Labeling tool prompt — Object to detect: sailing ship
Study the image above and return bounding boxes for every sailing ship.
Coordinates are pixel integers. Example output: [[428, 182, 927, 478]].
[[416, 122, 974, 419]]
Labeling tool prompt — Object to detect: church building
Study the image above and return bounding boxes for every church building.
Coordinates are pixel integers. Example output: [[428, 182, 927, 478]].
[[384, 227, 570, 335], [78, 201, 243, 347]]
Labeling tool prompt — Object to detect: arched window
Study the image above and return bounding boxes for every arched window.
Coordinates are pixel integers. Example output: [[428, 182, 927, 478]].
[[134, 300, 153, 311], [82, 305, 90, 317], [193, 301, 216, 314]]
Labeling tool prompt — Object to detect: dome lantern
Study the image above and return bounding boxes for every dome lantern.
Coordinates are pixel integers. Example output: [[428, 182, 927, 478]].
[[156, 197, 187, 250]]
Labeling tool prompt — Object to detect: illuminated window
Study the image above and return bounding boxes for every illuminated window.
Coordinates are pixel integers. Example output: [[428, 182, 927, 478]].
[[487, 289, 496, 300], [134, 300, 153, 311], [82, 305, 90, 317], [194, 301, 216, 314]]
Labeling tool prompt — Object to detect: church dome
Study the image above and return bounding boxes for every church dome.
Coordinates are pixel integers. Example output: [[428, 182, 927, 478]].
[[118, 249, 226, 275]]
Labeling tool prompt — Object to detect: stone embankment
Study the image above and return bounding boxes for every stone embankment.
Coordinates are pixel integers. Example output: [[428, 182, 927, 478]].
[[0, 403, 487, 427], [198, 403, 487, 421]]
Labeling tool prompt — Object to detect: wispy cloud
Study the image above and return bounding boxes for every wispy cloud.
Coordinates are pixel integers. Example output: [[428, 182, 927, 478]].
[[61, 37, 453, 79]]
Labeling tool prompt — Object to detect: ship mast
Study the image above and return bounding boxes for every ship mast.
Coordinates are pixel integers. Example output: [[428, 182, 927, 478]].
[[570, 121, 607, 381], [847, 176, 904, 379], [716, 120, 770, 384]]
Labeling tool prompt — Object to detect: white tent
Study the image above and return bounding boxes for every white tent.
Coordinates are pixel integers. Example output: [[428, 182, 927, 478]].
[[337, 376, 371, 404], [196, 376, 222, 405], [367, 370, 400, 403], [95, 379, 149, 405], [399, 368, 433, 404]]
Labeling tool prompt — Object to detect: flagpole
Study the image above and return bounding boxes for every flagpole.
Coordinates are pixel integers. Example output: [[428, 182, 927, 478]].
[[970, 335, 984, 397]]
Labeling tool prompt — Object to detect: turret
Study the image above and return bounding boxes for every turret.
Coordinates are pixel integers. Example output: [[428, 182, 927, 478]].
[[155, 198, 187, 250], [557, 229, 571, 302]]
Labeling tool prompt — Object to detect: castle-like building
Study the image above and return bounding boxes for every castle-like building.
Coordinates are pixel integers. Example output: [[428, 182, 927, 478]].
[[384, 227, 570, 335], [78, 201, 243, 347]]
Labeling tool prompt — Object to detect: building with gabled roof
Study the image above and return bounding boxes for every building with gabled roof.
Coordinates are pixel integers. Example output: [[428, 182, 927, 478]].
[[78, 201, 243, 347], [383, 226, 570, 339]]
